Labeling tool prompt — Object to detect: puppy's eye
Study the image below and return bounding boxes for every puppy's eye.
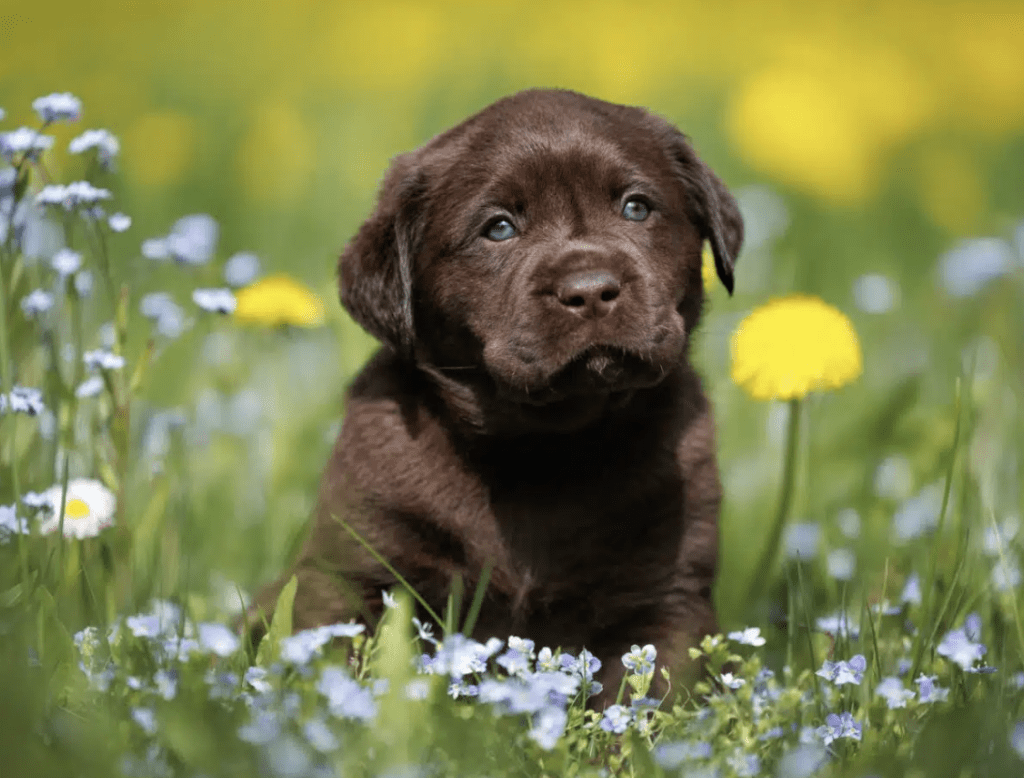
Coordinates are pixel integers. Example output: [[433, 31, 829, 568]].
[[485, 219, 517, 241], [622, 198, 650, 221]]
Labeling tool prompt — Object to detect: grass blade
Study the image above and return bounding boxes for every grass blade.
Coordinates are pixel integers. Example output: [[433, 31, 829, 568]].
[[333, 513, 444, 628], [461, 560, 493, 638]]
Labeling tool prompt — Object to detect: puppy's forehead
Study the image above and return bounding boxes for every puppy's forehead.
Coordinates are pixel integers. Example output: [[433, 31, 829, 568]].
[[426, 94, 671, 202], [484, 131, 643, 199]]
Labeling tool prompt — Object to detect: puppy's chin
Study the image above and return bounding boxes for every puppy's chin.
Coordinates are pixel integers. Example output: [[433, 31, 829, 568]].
[[420, 356, 655, 437], [536, 347, 670, 397], [506, 389, 637, 434], [479, 347, 673, 434]]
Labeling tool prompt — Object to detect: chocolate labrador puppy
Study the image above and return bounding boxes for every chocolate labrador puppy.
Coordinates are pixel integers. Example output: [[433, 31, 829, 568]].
[[250, 89, 743, 698]]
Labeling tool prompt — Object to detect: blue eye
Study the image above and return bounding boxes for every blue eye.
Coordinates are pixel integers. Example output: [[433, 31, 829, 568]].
[[486, 219, 516, 241], [622, 198, 650, 221]]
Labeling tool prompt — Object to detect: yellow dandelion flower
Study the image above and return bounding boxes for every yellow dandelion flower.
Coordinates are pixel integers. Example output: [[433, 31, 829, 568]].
[[233, 274, 326, 328], [731, 294, 862, 401]]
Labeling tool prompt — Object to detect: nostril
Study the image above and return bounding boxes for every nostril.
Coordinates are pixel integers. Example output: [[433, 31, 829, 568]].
[[556, 270, 622, 313]]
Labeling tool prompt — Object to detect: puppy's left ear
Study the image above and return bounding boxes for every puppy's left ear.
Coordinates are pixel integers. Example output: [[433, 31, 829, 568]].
[[339, 154, 427, 357], [671, 136, 744, 294]]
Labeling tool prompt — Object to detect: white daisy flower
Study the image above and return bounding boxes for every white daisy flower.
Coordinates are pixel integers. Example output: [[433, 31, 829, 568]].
[[38, 478, 116, 538]]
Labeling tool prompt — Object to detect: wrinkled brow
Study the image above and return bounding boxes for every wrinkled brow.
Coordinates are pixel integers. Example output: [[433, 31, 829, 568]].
[[472, 147, 655, 209]]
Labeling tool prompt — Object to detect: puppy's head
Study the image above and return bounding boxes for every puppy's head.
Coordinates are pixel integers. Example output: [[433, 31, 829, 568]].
[[340, 89, 743, 433]]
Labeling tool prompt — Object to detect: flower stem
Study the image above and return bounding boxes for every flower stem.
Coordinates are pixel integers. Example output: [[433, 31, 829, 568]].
[[747, 398, 802, 603], [0, 232, 30, 588]]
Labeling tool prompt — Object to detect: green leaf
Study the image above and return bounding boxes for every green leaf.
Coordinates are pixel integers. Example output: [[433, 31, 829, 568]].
[[128, 339, 156, 395], [628, 729, 661, 777], [626, 671, 652, 699], [372, 588, 413, 682], [371, 589, 421, 768], [36, 586, 78, 704], [255, 574, 297, 667]]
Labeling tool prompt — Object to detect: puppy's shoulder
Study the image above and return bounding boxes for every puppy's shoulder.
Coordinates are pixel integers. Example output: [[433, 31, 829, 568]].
[[337, 348, 450, 466], [344, 349, 427, 427], [347, 348, 419, 405]]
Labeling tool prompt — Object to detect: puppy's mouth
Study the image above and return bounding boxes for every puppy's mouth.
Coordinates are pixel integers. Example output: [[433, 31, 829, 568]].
[[505, 345, 667, 406]]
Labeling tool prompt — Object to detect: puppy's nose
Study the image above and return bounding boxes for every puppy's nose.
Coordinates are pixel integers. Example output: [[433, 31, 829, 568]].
[[556, 270, 621, 318]]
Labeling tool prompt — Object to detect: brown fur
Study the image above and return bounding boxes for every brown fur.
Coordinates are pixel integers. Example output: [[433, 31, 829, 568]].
[[248, 89, 743, 701]]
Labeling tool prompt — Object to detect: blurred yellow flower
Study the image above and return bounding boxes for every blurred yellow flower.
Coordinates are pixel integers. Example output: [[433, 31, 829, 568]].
[[233, 274, 326, 328], [731, 295, 862, 400], [726, 67, 877, 203], [725, 41, 937, 204], [701, 241, 717, 292]]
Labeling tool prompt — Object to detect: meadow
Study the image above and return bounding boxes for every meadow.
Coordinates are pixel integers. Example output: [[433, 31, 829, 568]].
[[3, 3, 1024, 776]]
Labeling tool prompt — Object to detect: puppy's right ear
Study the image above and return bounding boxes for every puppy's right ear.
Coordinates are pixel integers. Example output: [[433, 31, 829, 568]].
[[339, 155, 427, 357], [668, 133, 744, 295]]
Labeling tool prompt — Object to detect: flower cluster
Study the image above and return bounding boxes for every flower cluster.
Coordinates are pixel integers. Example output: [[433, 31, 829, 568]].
[[39, 529, 1024, 776], [0, 126, 55, 161], [0, 385, 46, 415], [816, 654, 867, 685], [69, 128, 120, 169], [816, 712, 862, 746], [421, 635, 609, 748], [937, 617, 994, 674], [36, 181, 112, 211]]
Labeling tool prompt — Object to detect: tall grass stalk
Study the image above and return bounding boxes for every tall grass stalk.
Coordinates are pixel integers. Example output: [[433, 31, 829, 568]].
[[0, 214, 29, 588], [748, 398, 802, 603]]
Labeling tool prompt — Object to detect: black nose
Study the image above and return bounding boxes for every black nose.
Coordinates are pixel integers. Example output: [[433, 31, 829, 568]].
[[556, 270, 621, 318]]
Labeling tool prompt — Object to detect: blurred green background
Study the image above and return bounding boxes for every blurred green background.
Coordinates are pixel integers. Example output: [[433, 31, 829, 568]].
[[3, 0, 1023, 624]]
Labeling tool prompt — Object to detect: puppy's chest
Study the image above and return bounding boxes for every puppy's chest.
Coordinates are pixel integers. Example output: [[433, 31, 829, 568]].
[[493, 487, 666, 552], [482, 470, 685, 595]]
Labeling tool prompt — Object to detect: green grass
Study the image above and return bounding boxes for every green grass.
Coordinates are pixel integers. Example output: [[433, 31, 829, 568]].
[[2, 91, 1024, 778]]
